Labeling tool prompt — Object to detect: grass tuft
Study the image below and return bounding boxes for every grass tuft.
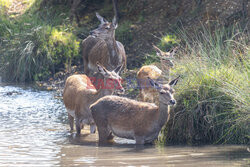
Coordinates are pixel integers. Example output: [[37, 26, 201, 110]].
[[0, 0, 80, 82], [160, 24, 249, 145]]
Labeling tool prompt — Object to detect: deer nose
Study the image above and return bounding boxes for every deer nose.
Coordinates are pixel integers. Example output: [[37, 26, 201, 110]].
[[118, 88, 125, 94], [170, 100, 176, 105]]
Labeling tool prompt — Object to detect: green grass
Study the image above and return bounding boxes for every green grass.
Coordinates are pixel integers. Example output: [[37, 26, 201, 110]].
[[0, 0, 81, 82], [0, 0, 11, 9], [159, 24, 249, 145]]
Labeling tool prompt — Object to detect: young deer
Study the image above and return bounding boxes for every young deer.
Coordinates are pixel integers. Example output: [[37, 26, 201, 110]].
[[152, 45, 178, 72], [90, 76, 180, 144], [136, 45, 178, 103], [82, 13, 126, 77], [63, 63, 124, 135], [136, 65, 162, 103]]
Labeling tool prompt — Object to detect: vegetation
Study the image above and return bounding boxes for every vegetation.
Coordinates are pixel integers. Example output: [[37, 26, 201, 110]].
[[160, 24, 249, 145], [0, 0, 80, 82]]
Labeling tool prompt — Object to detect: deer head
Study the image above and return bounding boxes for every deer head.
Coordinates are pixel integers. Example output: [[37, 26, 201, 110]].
[[148, 76, 180, 106], [153, 45, 178, 68], [90, 12, 118, 39], [96, 62, 124, 93]]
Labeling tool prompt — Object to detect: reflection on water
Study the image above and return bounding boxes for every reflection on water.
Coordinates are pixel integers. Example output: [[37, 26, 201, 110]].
[[0, 84, 249, 167]]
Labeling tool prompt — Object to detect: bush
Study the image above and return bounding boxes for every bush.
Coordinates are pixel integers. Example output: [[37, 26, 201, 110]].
[[0, 0, 80, 82], [161, 24, 249, 145], [48, 27, 80, 73]]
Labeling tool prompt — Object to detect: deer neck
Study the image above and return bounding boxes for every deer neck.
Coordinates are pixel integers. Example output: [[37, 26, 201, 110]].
[[105, 36, 120, 68], [90, 78, 113, 104], [157, 102, 170, 128]]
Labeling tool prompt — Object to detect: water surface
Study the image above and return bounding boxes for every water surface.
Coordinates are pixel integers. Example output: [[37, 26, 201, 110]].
[[0, 84, 249, 166]]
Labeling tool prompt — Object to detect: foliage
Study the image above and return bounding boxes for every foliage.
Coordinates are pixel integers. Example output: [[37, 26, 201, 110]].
[[0, 0, 11, 8], [0, 0, 80, 82], [0, 25, 50, 82], [48, 27, 80, 73], [160, 34, 180, 49], [160, 24, 249, 145]]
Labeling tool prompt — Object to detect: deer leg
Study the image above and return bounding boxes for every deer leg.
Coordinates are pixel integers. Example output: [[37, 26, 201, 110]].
[[68, 113, 74, 131], [80, 123, 84, 129], [107, 132, 114, 140], [75, 118, 81, 135], [97, 126, 110, 143], [90, 124, 96, 133]]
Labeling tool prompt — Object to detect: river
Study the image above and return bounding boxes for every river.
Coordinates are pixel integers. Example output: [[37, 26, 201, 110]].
[[0, 84, 249, 166]]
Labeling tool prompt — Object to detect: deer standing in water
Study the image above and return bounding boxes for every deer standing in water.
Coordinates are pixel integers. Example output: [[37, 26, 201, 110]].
[[90, 76, 180, 144], [136, 45, 178, 103], [82, 13, 126, 78], [63, 63, 124, 135]]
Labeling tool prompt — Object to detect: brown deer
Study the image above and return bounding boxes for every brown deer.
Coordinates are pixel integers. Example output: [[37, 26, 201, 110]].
[[136, 45, 178, 103], [63, 63, 124, 135], [82, 13, 126, 77], [152, 44, 178, 77], [90, 76, 180, 144], [136, 65, 162, 103]]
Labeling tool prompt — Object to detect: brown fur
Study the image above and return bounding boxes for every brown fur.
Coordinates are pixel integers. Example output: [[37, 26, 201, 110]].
[[63, 64, 124, 135], [82, 13, 126, 77], [136, 46, 178, 103], [137, 65, 162, 104], [90, 77, 179, 144]]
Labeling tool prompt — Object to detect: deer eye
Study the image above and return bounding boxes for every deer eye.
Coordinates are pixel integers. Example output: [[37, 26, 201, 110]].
[[160, 91, 165, 94]]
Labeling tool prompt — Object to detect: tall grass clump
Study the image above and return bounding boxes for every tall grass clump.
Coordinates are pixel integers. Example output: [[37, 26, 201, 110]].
[[161, 24, 249, 145], [0, 0, 80, 82]]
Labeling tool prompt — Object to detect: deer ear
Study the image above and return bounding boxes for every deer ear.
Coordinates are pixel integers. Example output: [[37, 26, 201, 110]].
[[97, 63, 108, 76], [156, 52, 161, 57], [169, 47, 178, 58], [114, 64, 123, 74], [169, 75, 180, 87], [112, 16, 118, 29], [148, 77, 162, 90], [96, 12, 107, 24], [153, 44, 164, 57]]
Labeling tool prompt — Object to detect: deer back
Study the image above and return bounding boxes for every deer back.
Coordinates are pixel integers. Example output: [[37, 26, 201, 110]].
[[63, 74, 96, 111]]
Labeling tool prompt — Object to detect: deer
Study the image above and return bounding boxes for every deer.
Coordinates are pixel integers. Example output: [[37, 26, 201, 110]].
[[136, 45, 178, 103], [63, 63, 124, 135], [136, 65, 162, 103], [90, 76, 180, 144], [152, 45, 178, 74], [82, 12, 126, 79]]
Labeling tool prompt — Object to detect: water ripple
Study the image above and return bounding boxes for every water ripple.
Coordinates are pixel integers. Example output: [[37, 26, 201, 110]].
[[0, 85, 67, 166]]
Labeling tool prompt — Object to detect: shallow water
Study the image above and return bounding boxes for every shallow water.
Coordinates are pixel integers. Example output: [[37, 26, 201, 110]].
[[0, 84, 249, 167]]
